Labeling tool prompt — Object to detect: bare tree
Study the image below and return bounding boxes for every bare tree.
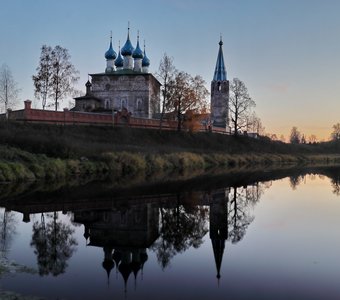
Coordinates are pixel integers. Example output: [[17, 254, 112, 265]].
[[0, 64, 20, 113], [331, 123, 340, 141], [229, 78, 255, 135], [289, 126, 301, 144], [308, 134, 317, 143], [32, 45, 53, 110], [247, 112, 265, 135], [33, 45, 79, 111], [156, 54, 177, 129]]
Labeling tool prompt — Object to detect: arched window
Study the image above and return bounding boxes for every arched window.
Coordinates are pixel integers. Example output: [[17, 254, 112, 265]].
[[136, 98, 142, 111], [121, 98, 127, 109]]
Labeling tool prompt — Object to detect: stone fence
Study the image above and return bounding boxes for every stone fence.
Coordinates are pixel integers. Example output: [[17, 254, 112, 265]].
[[2, 100, 229, 134]]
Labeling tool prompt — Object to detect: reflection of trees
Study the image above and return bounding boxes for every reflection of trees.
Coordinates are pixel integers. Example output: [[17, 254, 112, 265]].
[[331, 175, 340, 196], [30, 212, 77, 276], [289, 175, 305, 190], [152, 194, 209, 269], [228, 186, 259, 244], [0, 208, 17, 258]]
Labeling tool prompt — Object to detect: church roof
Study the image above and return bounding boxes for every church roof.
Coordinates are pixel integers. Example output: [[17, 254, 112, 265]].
[[132, 36, 144, 59], [121, 28, 134, 56], [115, 48, 124, 68], [142, 47, 150, 67], [73, 94, 102, 102], [213, 38, 227, 81], [105, 37, 117, 60], [89, 70, 162, 86]]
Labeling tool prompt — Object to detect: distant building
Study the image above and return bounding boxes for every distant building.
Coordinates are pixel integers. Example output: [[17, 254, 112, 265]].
[[210, 37, 229, 130], [73, 28, 161, 119]]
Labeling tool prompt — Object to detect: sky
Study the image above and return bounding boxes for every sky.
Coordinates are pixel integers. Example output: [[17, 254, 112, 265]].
[[0, 0, 339, 140]]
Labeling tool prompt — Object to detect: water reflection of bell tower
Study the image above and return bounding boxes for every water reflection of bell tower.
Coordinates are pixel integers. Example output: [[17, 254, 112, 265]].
[[209, 188, 229, 283]]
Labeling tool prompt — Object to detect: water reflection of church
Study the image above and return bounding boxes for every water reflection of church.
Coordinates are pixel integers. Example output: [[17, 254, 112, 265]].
[[2, 184, 257, 291], [70, 189, 232, 288], [73, 203, 159, 289]]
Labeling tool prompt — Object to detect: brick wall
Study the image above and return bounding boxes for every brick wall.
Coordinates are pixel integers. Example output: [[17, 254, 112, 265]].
[[4, 100, 227, 133]]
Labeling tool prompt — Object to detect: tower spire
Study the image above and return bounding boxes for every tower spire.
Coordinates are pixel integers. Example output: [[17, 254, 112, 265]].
[[213, 37, 227, 81]]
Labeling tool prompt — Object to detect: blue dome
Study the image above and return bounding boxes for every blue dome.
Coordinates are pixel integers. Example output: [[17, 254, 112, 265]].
[[142, 49, 150, 67], [105, 40, 117, 60], [132, 39, 144, 59], [121, 32, 134, 56], [115, 50, 124, 68]]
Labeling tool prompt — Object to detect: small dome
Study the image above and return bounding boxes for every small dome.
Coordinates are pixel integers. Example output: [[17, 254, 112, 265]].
[[121, 30, 134, 56], [132, 38, 143, 59], [85, 80, 92, 87], [105, 39, 117, 60], [115, 50, 124, 68], [142, 49, 150, 67]]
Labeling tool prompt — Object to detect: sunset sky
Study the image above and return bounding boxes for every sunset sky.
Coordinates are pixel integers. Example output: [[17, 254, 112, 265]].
[[0, 0, 339, 140]]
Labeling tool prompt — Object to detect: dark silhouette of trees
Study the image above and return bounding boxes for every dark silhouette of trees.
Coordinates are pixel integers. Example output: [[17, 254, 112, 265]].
[[30, 212, 77, 276], [33, 45, 79, 111], [0, 64, 20, 113], [152, 195, 208, 269], [228, 186, 258, 243], [331, 123, 340, 141], [229, 78, 255, 135], [308, 134, 317, 143], [289, 175, 304, 190], [289, 126, 301, 144]]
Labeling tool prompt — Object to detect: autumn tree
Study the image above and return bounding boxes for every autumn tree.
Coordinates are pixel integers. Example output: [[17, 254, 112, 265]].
[[33, 45, 79, 111], [289, 126, 301, 144], [0, 64, 20, 113], [229, 78, 255, 135], [157, 54, 177, 129], [167, 71, 208, 131], [331, 123, 340, 141]]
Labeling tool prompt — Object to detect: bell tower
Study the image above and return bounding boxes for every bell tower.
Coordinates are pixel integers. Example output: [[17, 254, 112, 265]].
[[210, 37, 229, 129]]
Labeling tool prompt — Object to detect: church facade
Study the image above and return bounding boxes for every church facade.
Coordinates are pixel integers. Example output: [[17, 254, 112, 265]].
[[73, 28, 160, 119]]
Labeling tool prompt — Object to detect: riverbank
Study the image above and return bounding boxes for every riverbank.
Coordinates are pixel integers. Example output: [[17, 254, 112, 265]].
[[1, 143, 340, 183], [1, 122, 340, 182]]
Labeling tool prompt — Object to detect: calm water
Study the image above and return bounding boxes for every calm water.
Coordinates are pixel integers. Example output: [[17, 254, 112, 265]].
[[1, 167, 340, 300]]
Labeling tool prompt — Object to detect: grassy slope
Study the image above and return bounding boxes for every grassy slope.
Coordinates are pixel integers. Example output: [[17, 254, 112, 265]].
[[1, 122, 340, 182]]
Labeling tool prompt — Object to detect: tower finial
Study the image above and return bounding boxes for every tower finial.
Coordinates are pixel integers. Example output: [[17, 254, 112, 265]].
[[143, 39, 145, 51], [137, 30, 140, 41], [110, 30, 112, 42], [219, 34, 223, 46], [128, 21, 130, 37]]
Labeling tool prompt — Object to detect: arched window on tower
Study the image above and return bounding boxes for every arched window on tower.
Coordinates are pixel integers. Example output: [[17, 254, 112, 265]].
[[105, 100, 109, 109], [217, 82, 221, 91], [136, 98, 142, 111], [121, 98, 127, 110]]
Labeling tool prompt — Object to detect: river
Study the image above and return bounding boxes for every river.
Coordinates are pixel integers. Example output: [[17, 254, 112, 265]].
[[1, 166, 340, 300]]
